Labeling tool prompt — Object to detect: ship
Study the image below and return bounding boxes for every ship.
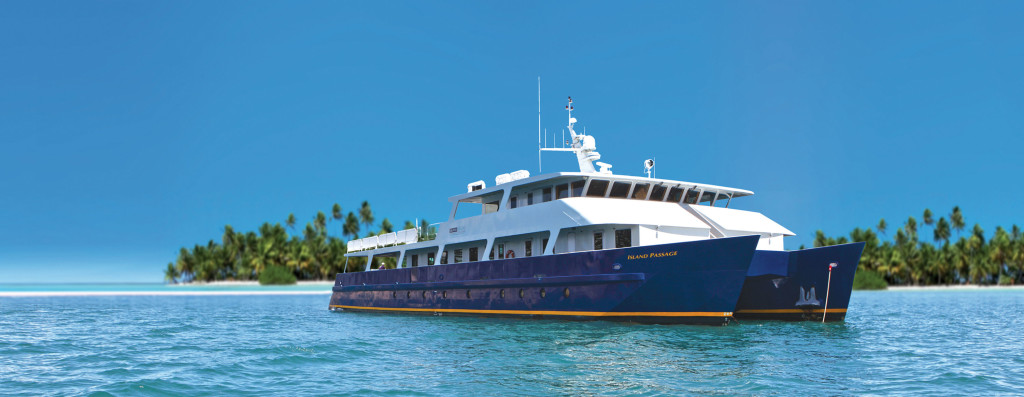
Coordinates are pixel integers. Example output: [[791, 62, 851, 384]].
[[329, 97, 864, 325]]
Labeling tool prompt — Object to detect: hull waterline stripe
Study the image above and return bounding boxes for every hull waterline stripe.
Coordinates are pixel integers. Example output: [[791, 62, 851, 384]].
[[734, 308, 847, 314], [330, 305, 731, 317]]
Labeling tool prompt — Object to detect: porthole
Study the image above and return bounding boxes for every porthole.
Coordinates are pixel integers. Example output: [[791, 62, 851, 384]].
[[540, 288, 547, 298], [500, 289, 506, 299], [442, 290, 448, 299], [392, 291, 397, 298], [519, 289, 525, 299], [466, 290, 471, 299], [564, 288, 570, 298], [407, 291, 411, 299]]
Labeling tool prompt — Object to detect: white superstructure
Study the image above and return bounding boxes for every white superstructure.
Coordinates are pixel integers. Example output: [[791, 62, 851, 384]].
[[345, 97, 794, 270]]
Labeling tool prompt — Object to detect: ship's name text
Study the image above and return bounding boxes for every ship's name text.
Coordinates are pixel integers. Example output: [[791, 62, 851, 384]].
[[627, 251, 678, 260]]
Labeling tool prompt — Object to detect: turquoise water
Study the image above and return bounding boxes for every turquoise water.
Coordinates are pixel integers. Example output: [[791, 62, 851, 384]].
[[0, 283, 331, 293], [2, 290, 1023, 395]]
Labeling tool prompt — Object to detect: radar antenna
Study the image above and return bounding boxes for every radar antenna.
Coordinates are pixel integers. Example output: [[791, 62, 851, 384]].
[[540, 96, 612, 174]]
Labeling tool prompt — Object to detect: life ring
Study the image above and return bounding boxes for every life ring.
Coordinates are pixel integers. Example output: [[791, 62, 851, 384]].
[[506, 250, 515, 259]]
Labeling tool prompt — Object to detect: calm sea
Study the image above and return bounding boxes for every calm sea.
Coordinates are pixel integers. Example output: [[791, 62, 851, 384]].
[[1, 288, 1022, 396]]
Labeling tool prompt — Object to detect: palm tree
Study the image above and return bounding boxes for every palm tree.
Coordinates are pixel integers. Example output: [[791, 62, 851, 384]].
[[905, 217, 918, 242], [923, 209, 934, 227], [380, 218, 394, 234], [315, 211, 327, 236], [164, 262, 179, 283], [951, 206, 965, 238], [286, 213, 296, 230], [332, 203, 343, 237], [934, 217, 951, 246], [877, 218, 887, 236], [343, 212, 360, 241], [360, 201, 375, 232]]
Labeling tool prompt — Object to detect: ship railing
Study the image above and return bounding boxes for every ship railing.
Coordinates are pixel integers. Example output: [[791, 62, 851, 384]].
[[347, 226, 439, 252]]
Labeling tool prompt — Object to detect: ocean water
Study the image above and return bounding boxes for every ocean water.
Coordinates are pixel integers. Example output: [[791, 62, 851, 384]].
[[2, 289, 1023, 396]]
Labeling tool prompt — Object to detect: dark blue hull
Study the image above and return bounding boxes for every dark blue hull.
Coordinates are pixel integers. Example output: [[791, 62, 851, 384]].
[[330, 235, 760, 325], [734, 242, 866, 321]]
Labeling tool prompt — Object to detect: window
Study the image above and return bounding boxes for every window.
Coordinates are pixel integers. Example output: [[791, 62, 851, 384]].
[[631, 183, 650, 200], [587, 180, 609, 197], [510, 196, 518, 209], [542, 238, 549, 254], [684, 189, 700, 204], [428, 252, 435, 266], [609, 182, 631, 198], [483, 200, 499, 214], [556, 184, 569, 199], [440, 251, 448, 265], [527, 193, 534, 205], [454, 249, 463, 263], [542, 187, 552, 202], [615, 229, 632, 248], [667, 187, 684, 203], [469, 247, 478, 262], [411, 254, 419, 267], [489, 247, 494, 260], [525, 240, 533, 257], [594, 232, 603, 250], [570, 180, 585, 197], [650, 184, 667, 201], [498, 243, 505, 259]]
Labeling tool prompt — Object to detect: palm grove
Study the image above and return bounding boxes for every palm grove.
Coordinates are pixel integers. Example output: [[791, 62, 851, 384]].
[[163, 202, 428, 283], [813, 206, 1024, 286]]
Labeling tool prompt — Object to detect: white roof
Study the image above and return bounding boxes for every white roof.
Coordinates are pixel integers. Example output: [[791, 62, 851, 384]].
[[691, 205, 795, 236]]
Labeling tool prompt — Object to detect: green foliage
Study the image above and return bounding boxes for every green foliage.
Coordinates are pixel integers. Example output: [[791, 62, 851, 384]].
[[167, 201, 427, 283], [822, 206, 1024, 287], [259, 265, 297, 285], [852, 269, 888, 290]]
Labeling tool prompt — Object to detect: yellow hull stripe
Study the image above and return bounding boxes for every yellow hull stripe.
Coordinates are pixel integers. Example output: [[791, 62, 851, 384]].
[[330, 304, 731, 317], [734, 308, 847, 314]]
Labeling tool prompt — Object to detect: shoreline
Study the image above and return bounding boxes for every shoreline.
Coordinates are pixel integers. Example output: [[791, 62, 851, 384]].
[[877, 284, 1024, 291], [0, 290, 332, 297], [168, 280, 334, 287]]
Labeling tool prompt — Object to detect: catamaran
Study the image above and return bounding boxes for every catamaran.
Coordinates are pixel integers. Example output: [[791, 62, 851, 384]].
[[329, 97, 863, 324]]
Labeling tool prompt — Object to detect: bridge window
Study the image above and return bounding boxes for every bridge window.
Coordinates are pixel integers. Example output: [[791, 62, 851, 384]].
[[667, 187, 684, 203], [684, 189, 700, 204], [587, 180, 609, 197], [556, 184, 569, 199], [650, 184, 667, 201], [571, 180, 585, 197], [700, 191, 715, 205], [631, 183, 650, 200], [609, 182, 631, 198], [542, 187, 552, 202]]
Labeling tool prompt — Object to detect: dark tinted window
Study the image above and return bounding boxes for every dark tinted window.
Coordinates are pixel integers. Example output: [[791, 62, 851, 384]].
[[594, 232, 603, 250], [700, 191, 715, 205], [510, 196, 518, 209], [684, 189, 700, 204], [650, 184, 667, 201], [542, 187, 552, 202], [428, 252, 435, 265], [440, 251, 447, 264], [631, 183, 650, 200], [667, 187, 684, 203], [609, 182, 631, 198], [571, 180, 585, 197], [411, 254, 418, 267], [615, 229, 631, 248], [543, 238, 549, 254], [454, 249, 463, 263], [469, 247, 478, 262], [527, 193, 534, 205], [587, 180, 609, 197], [556, 184, 569, 199], [525, 240, 532, 257]]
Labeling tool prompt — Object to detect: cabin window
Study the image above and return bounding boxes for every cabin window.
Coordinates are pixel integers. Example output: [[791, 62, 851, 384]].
[[667, 187, 684, 203], [411, 254, 419, 267], [469, 247, 478, 262], [525, 240, 533, 257], [650, 184, 667, 201], [556, 184, 569, 199], [527, 193, 534, 205], [631, 183, 650, 200], [684, 189, 700, 204], [615, 229, 632, 248], [510, 196, 518, 209], [543, 238, 549, 254], [609, 182, 631, 198], [498, 243, 505, 259], [594, 232, 603, 250], [428, 252, 435, 266], [454, 249, 463, 263], [542, 187, 552, 202], [700, 191, 715, 205], [587, 180, 609, 197], [440, 251, 448, 264], [570, 180, 585, 197]]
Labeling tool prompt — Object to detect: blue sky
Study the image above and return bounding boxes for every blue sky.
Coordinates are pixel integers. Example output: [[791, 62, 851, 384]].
[[1, 2, 1022, 283]]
